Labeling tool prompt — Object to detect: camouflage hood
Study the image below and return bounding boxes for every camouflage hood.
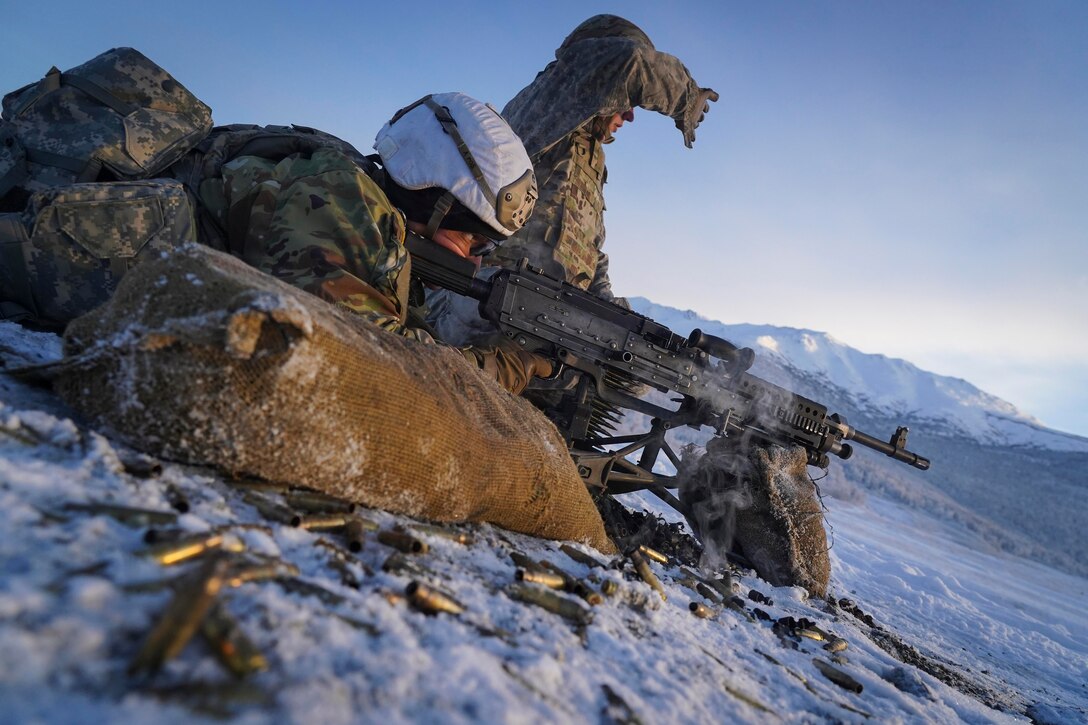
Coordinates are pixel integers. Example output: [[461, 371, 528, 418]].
[[502, 15, 718, 157]]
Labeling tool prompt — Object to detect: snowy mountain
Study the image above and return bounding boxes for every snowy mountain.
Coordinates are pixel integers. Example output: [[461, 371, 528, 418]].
[[629, 298, 1088, 579], [1, 314, 1086, 724], [630, 298, 1088, 453]]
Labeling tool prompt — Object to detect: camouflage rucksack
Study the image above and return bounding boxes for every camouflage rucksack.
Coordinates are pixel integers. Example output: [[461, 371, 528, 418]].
[[0, 47, 212, 328]]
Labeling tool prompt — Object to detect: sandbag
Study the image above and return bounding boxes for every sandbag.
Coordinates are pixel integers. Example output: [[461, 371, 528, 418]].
[[54, 243, 614, 553], [680, 441, 830, 598]]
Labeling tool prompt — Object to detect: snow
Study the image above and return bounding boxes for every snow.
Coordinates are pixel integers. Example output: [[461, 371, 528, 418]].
[[1, 322, 1086, 723]]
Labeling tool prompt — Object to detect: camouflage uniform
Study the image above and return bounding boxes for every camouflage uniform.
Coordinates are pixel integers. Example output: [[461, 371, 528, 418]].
[[490, 14, 717, 300], [194, 147, 430, 342]]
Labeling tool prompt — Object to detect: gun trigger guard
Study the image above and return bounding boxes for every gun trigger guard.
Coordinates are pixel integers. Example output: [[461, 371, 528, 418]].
[[542, 361, 565, 381]]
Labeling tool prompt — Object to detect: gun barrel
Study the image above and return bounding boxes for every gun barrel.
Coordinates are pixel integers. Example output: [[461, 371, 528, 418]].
[[846, 428, 930, 471]]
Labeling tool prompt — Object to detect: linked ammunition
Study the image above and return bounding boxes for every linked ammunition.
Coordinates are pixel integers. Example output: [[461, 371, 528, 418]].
[[696, 581, 723, 604], [638, 545, 669, 565], [284, 490, 357, 514], [143, 532, 245, 566], [64, 502, 177, 528], [813, 658, 864, 694], [823, 637, 849, 653], [405, 581, 465, 615], [507, 583, 591, 625], [515, 568, 566, 589], [290, 514, 349, 531], [201, 603, 268, 677], [404, 523, 475, 546], [629, 550, 666, 601], [241, 491, 295, 524], [689, 601, 714, 619], [129, 555, 230, 675], [377, 530, 428, 554], [559, 544, 605, 568]]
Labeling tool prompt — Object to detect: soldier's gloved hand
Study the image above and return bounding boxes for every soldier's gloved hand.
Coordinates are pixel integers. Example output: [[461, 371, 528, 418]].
[[679, 87, 719, 147], [459, 343, 554, 395]]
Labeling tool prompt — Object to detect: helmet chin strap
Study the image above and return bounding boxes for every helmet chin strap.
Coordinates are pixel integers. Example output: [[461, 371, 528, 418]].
[[424, 191, 455, 239]]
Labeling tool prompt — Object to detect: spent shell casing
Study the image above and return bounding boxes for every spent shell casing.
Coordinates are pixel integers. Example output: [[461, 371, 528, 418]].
[[813, 658, 864, 694], [129, 556, 230, 675], [116, 450, 163, 478], [290, 514, 349, 531], [241, 491, 295, 524], [799, 628, 826, 642], [638, 545, 669, 565], [284, 490, 356, 514], [689, 601, 715, 619], [65, 502, 177, 528], [536, 560, 601, 605], [405, 523, 475, 546], [515, 568, 566, 589], [695, 581, 723, 604], [227, 478, 289, 494], [201, 603, 268, 677], [405, 581, 465, 615], [342, 518, 372, 552], [508, 550, 544, 572], [227, 560, 300, 587], [144, 532, 244, 566], [559, 544, 604, 568], [507, 583, 591, 625], [629, 550, 667, 601], [600, 579, 619, 596], [377, 530, 428, 554], [164, 484, 190, 514], [823, 637, 849, 653]]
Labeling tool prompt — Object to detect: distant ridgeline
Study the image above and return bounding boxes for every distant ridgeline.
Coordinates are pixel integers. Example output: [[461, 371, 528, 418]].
[[627, 298, 1088, 579]]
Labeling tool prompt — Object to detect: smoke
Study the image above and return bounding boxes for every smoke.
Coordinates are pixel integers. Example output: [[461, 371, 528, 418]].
[[675, 439, 753, 572]]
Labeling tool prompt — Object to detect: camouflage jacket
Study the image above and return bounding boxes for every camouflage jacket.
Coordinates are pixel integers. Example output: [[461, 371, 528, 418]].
[[490, 15, 717, 301], [171, 124, 432, 342]]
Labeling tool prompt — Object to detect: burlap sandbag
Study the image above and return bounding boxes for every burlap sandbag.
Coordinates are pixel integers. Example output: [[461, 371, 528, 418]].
[[680, 442, 830, 598], [54, 244, 615, 553]]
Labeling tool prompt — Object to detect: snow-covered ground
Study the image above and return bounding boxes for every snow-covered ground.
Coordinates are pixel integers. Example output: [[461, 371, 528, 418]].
[[1, 322, 1086, 724]]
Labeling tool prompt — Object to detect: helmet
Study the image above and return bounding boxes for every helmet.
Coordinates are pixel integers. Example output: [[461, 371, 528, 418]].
[[374, 92, 537, 241], [558, 15, 654, 51]]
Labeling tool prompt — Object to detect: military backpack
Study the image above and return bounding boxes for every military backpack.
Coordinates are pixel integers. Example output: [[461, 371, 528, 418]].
[[0, 47, 212, 329]]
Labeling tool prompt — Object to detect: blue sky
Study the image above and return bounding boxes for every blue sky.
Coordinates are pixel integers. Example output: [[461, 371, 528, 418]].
[[3, 0, 1086, 437]]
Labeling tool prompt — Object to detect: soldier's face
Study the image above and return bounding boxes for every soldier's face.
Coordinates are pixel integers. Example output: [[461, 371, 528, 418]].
[[607, 110, 634, 134]]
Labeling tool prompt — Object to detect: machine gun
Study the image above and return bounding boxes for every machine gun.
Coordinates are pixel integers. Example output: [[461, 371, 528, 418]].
[[407, 233, 929, 514]]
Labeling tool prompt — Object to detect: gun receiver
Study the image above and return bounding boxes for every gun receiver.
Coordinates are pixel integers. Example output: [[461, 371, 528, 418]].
[[407, 233, 930, 506]]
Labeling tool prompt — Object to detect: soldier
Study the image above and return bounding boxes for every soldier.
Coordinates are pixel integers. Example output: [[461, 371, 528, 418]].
[[171, 92, 549, 394], [428, 14, 716, 343]]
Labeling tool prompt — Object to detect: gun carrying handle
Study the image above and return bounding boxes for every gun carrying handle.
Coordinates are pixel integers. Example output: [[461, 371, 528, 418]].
[[687, 329, 755, 370]]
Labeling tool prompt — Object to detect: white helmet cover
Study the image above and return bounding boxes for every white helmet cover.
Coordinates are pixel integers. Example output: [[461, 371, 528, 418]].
[[374, 92, 536, 238]]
